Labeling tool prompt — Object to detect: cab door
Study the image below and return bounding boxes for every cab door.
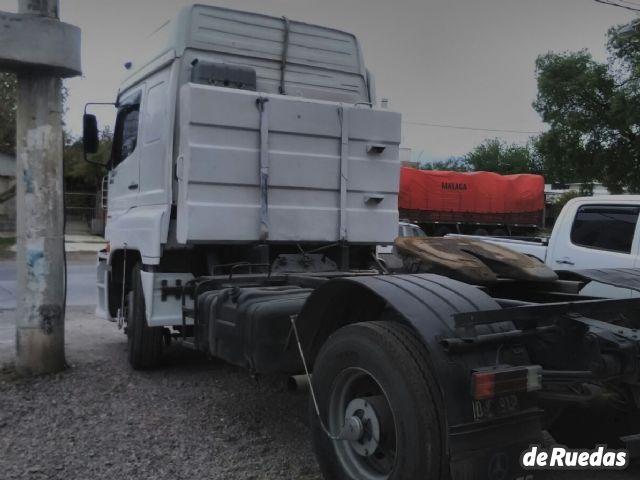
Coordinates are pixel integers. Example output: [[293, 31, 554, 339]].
[[107, 90, 143, 222], [548, 203, 640, 298], [137, 67, 172, 207]]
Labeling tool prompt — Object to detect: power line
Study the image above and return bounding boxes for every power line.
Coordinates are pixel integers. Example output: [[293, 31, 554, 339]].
[[595, 0, 640, 11], [402, 120, 540, 135], [594, 0, 640, 13], [617, 0, 640, 8]]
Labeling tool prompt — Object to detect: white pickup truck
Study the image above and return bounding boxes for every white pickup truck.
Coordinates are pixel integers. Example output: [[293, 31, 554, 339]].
[[480, 195, 640, 297]]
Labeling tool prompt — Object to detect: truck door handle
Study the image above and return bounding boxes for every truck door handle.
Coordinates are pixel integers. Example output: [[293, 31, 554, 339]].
[[555, 258, 575, 266], [128, 183, 139, 190]]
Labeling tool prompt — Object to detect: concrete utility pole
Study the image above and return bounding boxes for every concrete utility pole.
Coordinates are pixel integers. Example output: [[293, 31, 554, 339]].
[[0, 0, 80, 375]]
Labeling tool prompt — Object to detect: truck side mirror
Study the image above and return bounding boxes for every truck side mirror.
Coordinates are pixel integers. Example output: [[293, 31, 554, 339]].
[[83, 113, 99, 155]]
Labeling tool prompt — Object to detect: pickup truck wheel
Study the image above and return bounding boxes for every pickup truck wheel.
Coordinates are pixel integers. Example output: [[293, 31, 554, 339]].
[[127, 264, 163, 369], [310, 321, 444, 480]]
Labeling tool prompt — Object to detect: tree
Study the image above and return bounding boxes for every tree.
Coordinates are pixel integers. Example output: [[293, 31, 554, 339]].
[[420, 157, 470, 172], [0, 72, 107, 191], [0, 73, 17, 155], [533, 25, 640, 193], [464, 138, 540, 175], [64, 127, 111, 191]]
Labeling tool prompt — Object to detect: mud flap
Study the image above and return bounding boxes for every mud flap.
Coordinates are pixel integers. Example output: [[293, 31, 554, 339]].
[[95, 251, 110, 320], [139, 271, 194, 327], [449, 410, 542, 480]]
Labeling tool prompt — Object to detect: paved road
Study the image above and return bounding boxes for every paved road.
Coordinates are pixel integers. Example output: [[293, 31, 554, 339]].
[[0, 260, 96, 310], [0, 259, 97, 356]]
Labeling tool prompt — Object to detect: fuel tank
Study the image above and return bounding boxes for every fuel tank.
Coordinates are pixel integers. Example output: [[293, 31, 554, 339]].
[[197, 285, 313, 373]]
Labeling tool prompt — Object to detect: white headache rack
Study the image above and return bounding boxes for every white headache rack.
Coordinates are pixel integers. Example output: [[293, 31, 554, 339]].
[[176, 83, 401, 245]]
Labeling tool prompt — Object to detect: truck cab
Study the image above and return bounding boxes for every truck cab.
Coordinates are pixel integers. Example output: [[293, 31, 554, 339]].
[[87, 4, 401, 322]]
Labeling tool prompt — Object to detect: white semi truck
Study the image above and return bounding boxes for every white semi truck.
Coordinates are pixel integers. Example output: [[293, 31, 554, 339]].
[[85, 5, 640, 479]]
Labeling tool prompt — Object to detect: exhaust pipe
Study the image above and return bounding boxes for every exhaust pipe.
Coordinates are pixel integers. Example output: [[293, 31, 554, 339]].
[[288, 374, 311, 393]]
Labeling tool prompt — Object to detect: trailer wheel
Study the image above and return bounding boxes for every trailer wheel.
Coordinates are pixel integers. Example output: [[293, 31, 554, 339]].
[[127, 264, 163, 369], [310, 321, 444, 480], [472, 228, 489, 236]]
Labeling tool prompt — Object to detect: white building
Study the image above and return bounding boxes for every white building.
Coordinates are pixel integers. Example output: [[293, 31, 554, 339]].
[[545, 182, 611, 204]]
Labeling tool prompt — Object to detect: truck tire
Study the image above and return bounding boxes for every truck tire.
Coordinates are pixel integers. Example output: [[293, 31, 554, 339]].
[[310, 321, 445, 480], [127, 264, 163, 369]]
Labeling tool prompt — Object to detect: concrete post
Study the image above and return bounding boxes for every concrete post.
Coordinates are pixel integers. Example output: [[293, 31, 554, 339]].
[[15, 0, 66, 375]]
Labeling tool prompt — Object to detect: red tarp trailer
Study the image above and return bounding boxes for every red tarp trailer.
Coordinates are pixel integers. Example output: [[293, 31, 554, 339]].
[[399, 168, 545, 228]]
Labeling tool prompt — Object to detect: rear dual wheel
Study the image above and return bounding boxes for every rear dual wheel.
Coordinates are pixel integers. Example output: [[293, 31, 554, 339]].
[[310, 322, 445, 480]]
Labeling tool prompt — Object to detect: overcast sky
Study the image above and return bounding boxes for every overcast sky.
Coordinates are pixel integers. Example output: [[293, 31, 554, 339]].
[[1, 0, 636, 161]]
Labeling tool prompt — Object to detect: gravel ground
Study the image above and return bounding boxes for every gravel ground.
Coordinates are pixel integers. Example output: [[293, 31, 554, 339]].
[[1, 306, 639, 480], [0, 307, 321, 480]]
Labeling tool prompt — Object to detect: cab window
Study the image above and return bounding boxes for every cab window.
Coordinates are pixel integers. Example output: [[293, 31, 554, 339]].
[[570, 205, 639, 254], [111, 92, 141, 168]]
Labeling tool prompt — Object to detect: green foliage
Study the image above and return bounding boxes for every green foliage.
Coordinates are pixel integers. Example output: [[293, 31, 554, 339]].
[[546, 189, 582, 221], [533, 25, 640, 193], [464, 138, 540, 175], [554, 189, 582, 208], [420, 157, 470, 172], [0, 73, 107, 192], [419, 140, 541, 175], [0, 73, 16, 155], [64, 127, 111, 191]]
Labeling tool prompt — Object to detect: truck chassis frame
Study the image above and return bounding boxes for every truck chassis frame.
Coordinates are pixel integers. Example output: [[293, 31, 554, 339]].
[[131, 262, 640, 479]]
